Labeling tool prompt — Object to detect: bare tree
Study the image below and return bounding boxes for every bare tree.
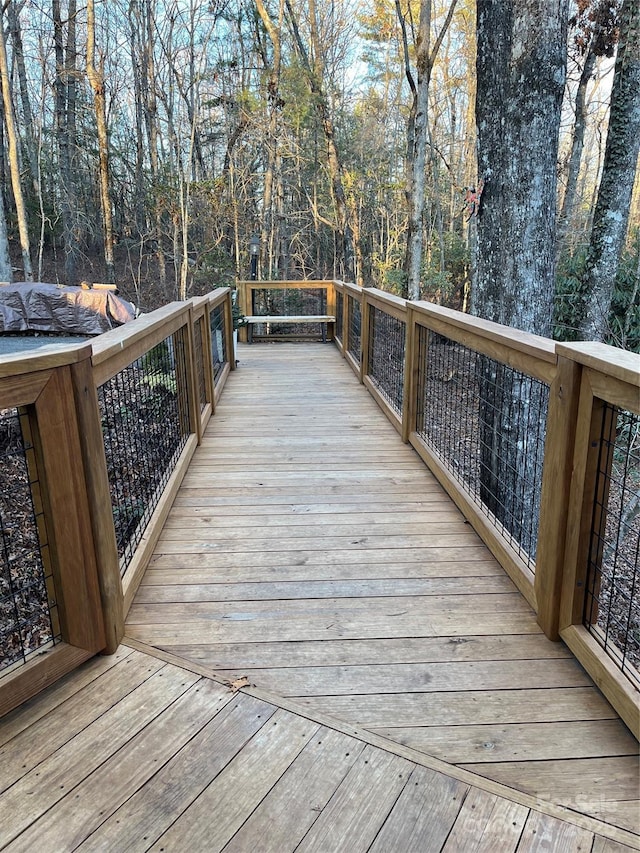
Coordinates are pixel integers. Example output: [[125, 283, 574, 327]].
[[0, 5, 33, 280], [396, 0, 458, 300], [53, 0, 81, 285], [87, 0, 116, 282], [285, 0, 362, 283], [579, 0, 640, 340], [7, 2, 39, 197], [0, 181, 12, 281], [255, 0, 285, 278]]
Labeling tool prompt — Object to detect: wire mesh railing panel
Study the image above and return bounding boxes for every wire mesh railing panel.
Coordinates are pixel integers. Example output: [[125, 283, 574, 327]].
[[193, 316, 207, 411], [1, 407, 60, 676], [584, 405, 639, 685], [250, 287, 326, 316], [416, 326, 549, 569], [347, 296, 361, 363], [98, 334, 189, 575], [368, 306, 406, 416], [249, 287, 328, 338], [335, 291, 344, 342], [210, 304, 228, 383]]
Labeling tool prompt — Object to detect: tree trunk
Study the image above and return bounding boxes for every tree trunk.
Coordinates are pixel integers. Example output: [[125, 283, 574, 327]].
[[256, 0, 284, 280], [397, 0, 459, 300], [0, 9, 32, 280], [473, 0, 568, 558], [285, 0, 360, 284], [7, 2, 38, 197], [579, 0, 640, 341], [0, 181, 12, 281], [556, 44, 597, 261], [406, 2, 432, 301], [473, 0, 567, 335], [53, 0, 80, 285], [141, 0, 167, 297], [128, 0, 147, 239], [86, 0, 116, 284]]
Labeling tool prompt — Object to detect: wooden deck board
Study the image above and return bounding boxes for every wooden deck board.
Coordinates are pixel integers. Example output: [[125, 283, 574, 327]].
[[2, 646, 634, 850], [127, 343, 638, 842], [0, 663, 199, 847]]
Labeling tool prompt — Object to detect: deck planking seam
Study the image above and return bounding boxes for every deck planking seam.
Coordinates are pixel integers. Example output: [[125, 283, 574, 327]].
[[120, 637, 640, 850]]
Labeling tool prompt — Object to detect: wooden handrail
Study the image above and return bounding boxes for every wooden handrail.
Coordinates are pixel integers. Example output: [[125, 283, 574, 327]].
[[91, 302, 191, 386]]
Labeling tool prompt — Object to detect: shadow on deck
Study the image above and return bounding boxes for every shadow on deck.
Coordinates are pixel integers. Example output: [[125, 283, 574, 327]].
[[1, 343, 638, 852]]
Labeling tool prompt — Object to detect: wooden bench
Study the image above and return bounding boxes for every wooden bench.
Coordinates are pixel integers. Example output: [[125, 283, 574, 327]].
[[245, 315, 335, 343]]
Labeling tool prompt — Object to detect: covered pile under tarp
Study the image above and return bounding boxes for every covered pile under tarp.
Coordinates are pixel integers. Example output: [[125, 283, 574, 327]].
[[0, 282, 136, 335]]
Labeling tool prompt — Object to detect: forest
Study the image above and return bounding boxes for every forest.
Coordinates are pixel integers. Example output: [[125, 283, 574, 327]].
[[0, 0, 638, 347]]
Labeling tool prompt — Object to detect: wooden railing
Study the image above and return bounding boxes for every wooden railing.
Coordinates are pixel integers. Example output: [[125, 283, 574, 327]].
[[0, 288, 234, 715], [236, 280, 336, 343], [331, 282, 639, 736]]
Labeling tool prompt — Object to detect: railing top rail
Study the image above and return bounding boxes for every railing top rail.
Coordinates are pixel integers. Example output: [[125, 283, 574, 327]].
[[343, 281, 363, 299], [364, 287, 408, 314], [557, 341, 640, 389], [0, 342, 92, 379], [206, 287, 231, 308], [237, 280, 334, 290], [412, 300, 557, 366], [191, 295, 209, 315], [90, 302, 191, 387], [91, 302, 188, 364]]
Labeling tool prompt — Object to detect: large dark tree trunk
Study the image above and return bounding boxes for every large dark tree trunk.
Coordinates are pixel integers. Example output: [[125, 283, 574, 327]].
[[473, 0, 568, 334], [472, 0, 568, 558], [580, 0, 640, 341]]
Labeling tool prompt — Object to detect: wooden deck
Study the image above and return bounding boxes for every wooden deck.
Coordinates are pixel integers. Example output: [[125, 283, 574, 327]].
[[1, 343, 638, 850]]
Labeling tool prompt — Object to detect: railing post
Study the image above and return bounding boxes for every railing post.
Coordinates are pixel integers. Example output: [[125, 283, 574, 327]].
[[70, 356, 124, 653], [559, 371, 619, 635], [534, 354, 582, 639], [555, 348, 640, 737], [326, 281, 336, 343], [360, 289, 371, 384], [237, 281, 249, 343], [342, 285, 351, 358], [223, 289, 236, 369], [182, 304, 202, 443], [34, 365, 107, 653], [201, 298, 216, 417], [402, 304, 421, 444]]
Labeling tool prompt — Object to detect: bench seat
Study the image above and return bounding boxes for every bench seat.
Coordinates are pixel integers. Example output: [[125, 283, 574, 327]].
[[245, 315, 335, 343]]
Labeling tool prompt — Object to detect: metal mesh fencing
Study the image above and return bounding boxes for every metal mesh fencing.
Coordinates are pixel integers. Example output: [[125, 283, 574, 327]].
[[367, 306, 406, 416], [583, 404, 639, 684], [98, 333, 190, 575], [193, 315, 208, 411], [1, 407, 60, 676], [347, 295, 362, 363], [416, 326, 549, 569], [210, 304, 228, 383], [335, 291, 344, 343], [249, 287, 328, 339], [250, 287, 326, 316]]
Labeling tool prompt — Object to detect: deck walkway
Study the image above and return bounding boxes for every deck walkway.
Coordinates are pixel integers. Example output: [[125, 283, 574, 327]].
[[1, 343, 638, 851]]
